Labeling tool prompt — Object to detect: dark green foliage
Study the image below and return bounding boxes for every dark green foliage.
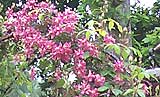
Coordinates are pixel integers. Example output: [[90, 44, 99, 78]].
[[131, 1, 160, 41]]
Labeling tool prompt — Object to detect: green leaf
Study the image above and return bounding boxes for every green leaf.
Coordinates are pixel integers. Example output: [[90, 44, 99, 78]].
[[109, 20, 114, 31], [114, 45, 121, 55], [143, 72, 150, 79], [98, 29, 106, 37], [107, 44, 121, 55], [101, 69, 110, 76], [137, 90, 145, 97], [138, 84, 144, 89], [142, 38, 151, 43], [0, 15, 3, 23], [98, 82, 111, 92], [150, 74, 159, 82], [121, 48, 130, 59], [56, 79, 65, 88], [112, 89, 123, 96], [98, 86, 109, 92], [129, 47, 142, 57], [129, 47, 137, 55], [39, 59, 51, 69], [137, 50, 142, 57], [83, 51, 90, 59], [138, 73, 145, 80], [117, 24, 123, 33], [21, 93, 27, 97], [38, 13, 45, 21], [86, 31, 91, 40], [85, 20, 96, 28], [114, 20, 123, 33], [123, 89, 134, 95]]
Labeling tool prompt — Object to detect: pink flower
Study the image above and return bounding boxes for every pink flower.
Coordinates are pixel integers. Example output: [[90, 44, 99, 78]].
[[77, 38, 98, 57], [84, 70, 95, 82], [142, 83, 149, 94], [30, 67, 36, 80], [94, 74, 105, 87], [113, 60, 124, 73], [13, 54, 21, 63], [74, 60, 86, 78], [6, 8, 14, 18], [74, 49, 84, 60], [51, 42, 72, 62], [54, 68, 63, 80], [88, 88, 99, 97], [104, 35, 115, 44], [75, 80, 99, 97], [113, 73, 123, 85], [5, 0, 77, 59], [74, 69, 105, 97]]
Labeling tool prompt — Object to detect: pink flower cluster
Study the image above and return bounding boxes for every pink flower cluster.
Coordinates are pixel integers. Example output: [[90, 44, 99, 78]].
[[75, 80, 99, 97], [113, 60, 124, 84], [78, 38, 98, 57], [84, 70, 105, 87], [51, 42, 72, 62], [113, 60, 124, 73], [5, 0, 77, 62], [49, 9, 77, 38], [74, 70, 105, 97], [30, 67, 36, 80], [72, 38, 105, 97], [54, 68, 63, 80], [142, 83, 149, 94], [74, 60, 87, 77], [5, 0, 106, 96], [104, 34, 115, 44]]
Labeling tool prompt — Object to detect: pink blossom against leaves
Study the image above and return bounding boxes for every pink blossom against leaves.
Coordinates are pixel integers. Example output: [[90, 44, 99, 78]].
[[75, 80, 100, 97], [51, 42, 72, 62], [48, 9, 77, 38], [54, 68, 63, 80], [5, 0, 107, 96], [88, 88, 99, 97], [13, 54, 22, 63], [37, 1, 50, 10], [74, 95, 82, 97], [94, 74, 105, 87], [84, 70, 105, 86], [24, 47, 34, 58], [142, 83, 149, 94], [113, 73, 124, 85], [84, 70, 95, 82], [74, 49, 84, 60], [113, 60, 124, 85], [74, 60, 87, 78], [6, 8, 14, 18], [5, 0, 77, 59], [104, 35, 115, 44], [74, 69, 105, 97], [30, 67, 36, 80], [113, 60, 124, 73], [77, 38, 98, 57]]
